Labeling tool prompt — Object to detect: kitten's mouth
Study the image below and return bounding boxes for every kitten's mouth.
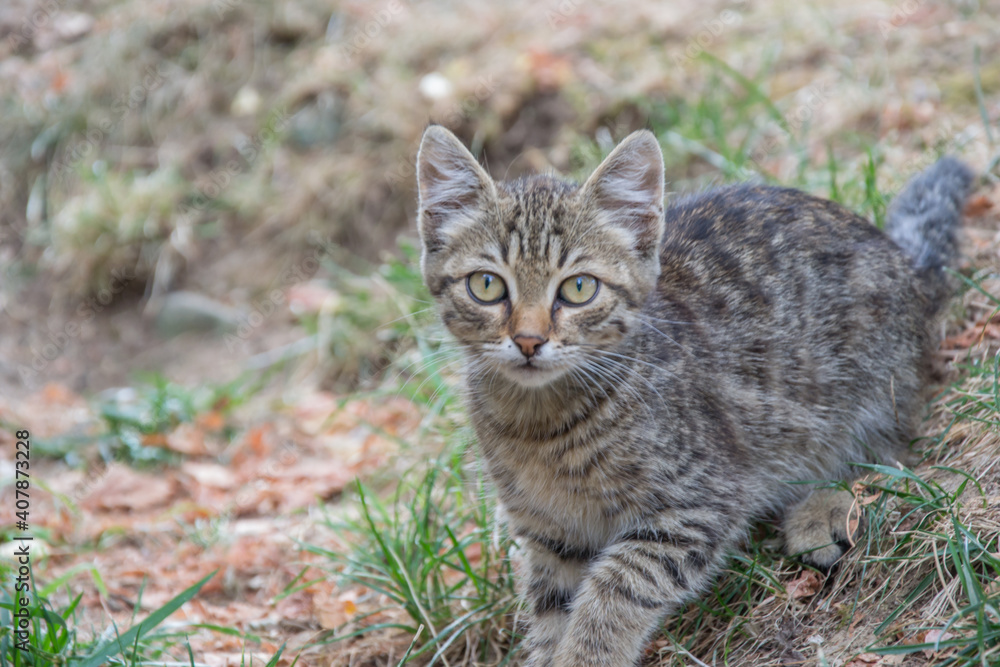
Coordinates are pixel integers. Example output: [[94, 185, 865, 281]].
[[510, 363, 540, 375], [503, 360, 565, 388]]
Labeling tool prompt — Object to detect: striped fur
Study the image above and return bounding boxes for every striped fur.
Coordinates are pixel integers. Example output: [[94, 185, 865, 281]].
[[415, 126, 972, 667]]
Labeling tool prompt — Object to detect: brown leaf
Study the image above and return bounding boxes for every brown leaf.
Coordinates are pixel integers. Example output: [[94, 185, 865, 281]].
[[521, 48, 574, 91], [165, 422, 208, 455], [182, 461, 238, 489], [943, 315, 1000, 350], [245, 424, 274, 457], [81, 464, 176, 511], [858, 491, 883, 506], [921, 629, 955, 657], [141, 433, 169, 448], [196, 410, 226, 431], [965, 194, 994, 217], [786, 570, 823, 599], [41, 382, 82, 405], [315, 587, 365, 630]]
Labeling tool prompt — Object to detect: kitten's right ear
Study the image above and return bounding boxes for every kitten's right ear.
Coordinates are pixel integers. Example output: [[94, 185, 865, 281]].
[[416, 125, 496, 253]]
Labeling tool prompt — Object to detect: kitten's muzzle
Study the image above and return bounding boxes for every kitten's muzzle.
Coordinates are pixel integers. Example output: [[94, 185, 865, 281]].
[[513, 334, 547, 358]]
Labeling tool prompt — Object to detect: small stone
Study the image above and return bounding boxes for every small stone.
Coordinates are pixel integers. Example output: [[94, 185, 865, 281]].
[[155, 291, 242, 337], [419, 72, 453, 101], [231, 87, 261, 117], [53, 12, 94, 42]]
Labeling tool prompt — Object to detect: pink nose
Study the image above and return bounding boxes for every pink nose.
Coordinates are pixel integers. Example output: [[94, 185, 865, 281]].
[[513, 335, 547, 358]]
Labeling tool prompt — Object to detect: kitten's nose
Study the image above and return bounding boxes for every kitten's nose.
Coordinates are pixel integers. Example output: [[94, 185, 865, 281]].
[[513, 335, 547, 358]]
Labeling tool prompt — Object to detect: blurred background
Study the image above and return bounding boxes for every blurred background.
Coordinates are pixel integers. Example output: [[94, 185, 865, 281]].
[[2, 0, 998, 397], [2, 0, 1000, 665]]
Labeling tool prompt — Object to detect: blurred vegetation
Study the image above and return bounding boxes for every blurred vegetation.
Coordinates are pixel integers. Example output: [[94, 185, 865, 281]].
[[2, 0, 997, 393]]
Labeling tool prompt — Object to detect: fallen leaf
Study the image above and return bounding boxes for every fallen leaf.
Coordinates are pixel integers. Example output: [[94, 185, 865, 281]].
[[942, 315, 1000, 349], [81, 464, 176, 511], [965, 194, 994, 217], [464, 541, 483, 564], [182, 461, 238, 489], [166, 422, 208, 455], [141, 433, 169, 447], [921, 629, 955, 657], [785, 570, 823, 599], [41, 382, 81, 404], [196, 411, 226, 431], [315, 587, 365, 629], [245, 424, 274, 457], [520, 48, 574, 90], [858, 492, 882, 506]]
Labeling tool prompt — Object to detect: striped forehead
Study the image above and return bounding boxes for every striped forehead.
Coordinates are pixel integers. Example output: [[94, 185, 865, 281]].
[[496, 176, 578, 262]]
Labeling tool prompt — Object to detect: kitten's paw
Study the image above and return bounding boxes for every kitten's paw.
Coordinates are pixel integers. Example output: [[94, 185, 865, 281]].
[[783, 488, 861, 570]]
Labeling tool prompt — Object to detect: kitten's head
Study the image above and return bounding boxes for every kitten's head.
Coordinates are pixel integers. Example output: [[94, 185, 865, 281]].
[[416, 125, 665, 389]]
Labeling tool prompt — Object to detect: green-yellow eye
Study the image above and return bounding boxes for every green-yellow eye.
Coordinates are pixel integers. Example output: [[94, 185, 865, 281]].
[[467, 271, 507, 304], [559, 274, 599, 305]]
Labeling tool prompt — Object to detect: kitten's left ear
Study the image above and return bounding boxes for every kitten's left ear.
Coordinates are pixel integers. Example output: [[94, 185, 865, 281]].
[[416, 125, 496, 254], [581, 130, 665, 259]]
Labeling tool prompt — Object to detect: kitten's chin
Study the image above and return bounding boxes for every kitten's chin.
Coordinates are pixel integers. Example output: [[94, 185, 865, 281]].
[[500, 363, 568, 389]]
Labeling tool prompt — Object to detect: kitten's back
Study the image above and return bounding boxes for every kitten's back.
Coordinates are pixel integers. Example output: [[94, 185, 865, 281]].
[[647, 175, 968, 499]]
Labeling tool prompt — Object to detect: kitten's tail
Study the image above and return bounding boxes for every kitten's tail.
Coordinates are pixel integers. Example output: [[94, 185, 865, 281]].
[[885, 156, 974, 310]]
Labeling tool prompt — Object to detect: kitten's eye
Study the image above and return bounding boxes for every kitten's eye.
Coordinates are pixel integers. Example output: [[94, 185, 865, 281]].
[[467, 271, 507, 304], [559, 274, 599, 305]]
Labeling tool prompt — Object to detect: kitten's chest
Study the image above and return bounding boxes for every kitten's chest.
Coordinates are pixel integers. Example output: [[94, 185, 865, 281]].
[[495, 457, 620, 546], [479, 432, 640, 548]]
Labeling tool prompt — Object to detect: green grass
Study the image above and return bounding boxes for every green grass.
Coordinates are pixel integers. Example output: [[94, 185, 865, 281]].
[[295, 311, 517, 665], [307, 455, 517, 666], [0, 568, 217, 667], [33, 372, 266, 467]]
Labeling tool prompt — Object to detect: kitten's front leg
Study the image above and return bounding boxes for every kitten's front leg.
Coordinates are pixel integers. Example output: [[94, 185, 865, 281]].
[[552, 519, 735, 667], [520, 543, 590, 667]]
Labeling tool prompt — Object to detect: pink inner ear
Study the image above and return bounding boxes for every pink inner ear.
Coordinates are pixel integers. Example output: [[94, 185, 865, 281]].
[[584, 133, 665, 254], [420, 157, 481, 217], [416, 128, 495, 246]]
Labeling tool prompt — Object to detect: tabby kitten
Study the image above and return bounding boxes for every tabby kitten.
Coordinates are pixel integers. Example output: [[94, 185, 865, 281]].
[[415, 125, 973, 667]]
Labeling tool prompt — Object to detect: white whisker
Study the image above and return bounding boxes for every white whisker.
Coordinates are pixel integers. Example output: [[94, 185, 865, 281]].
[[635, 316, 685, 351]]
